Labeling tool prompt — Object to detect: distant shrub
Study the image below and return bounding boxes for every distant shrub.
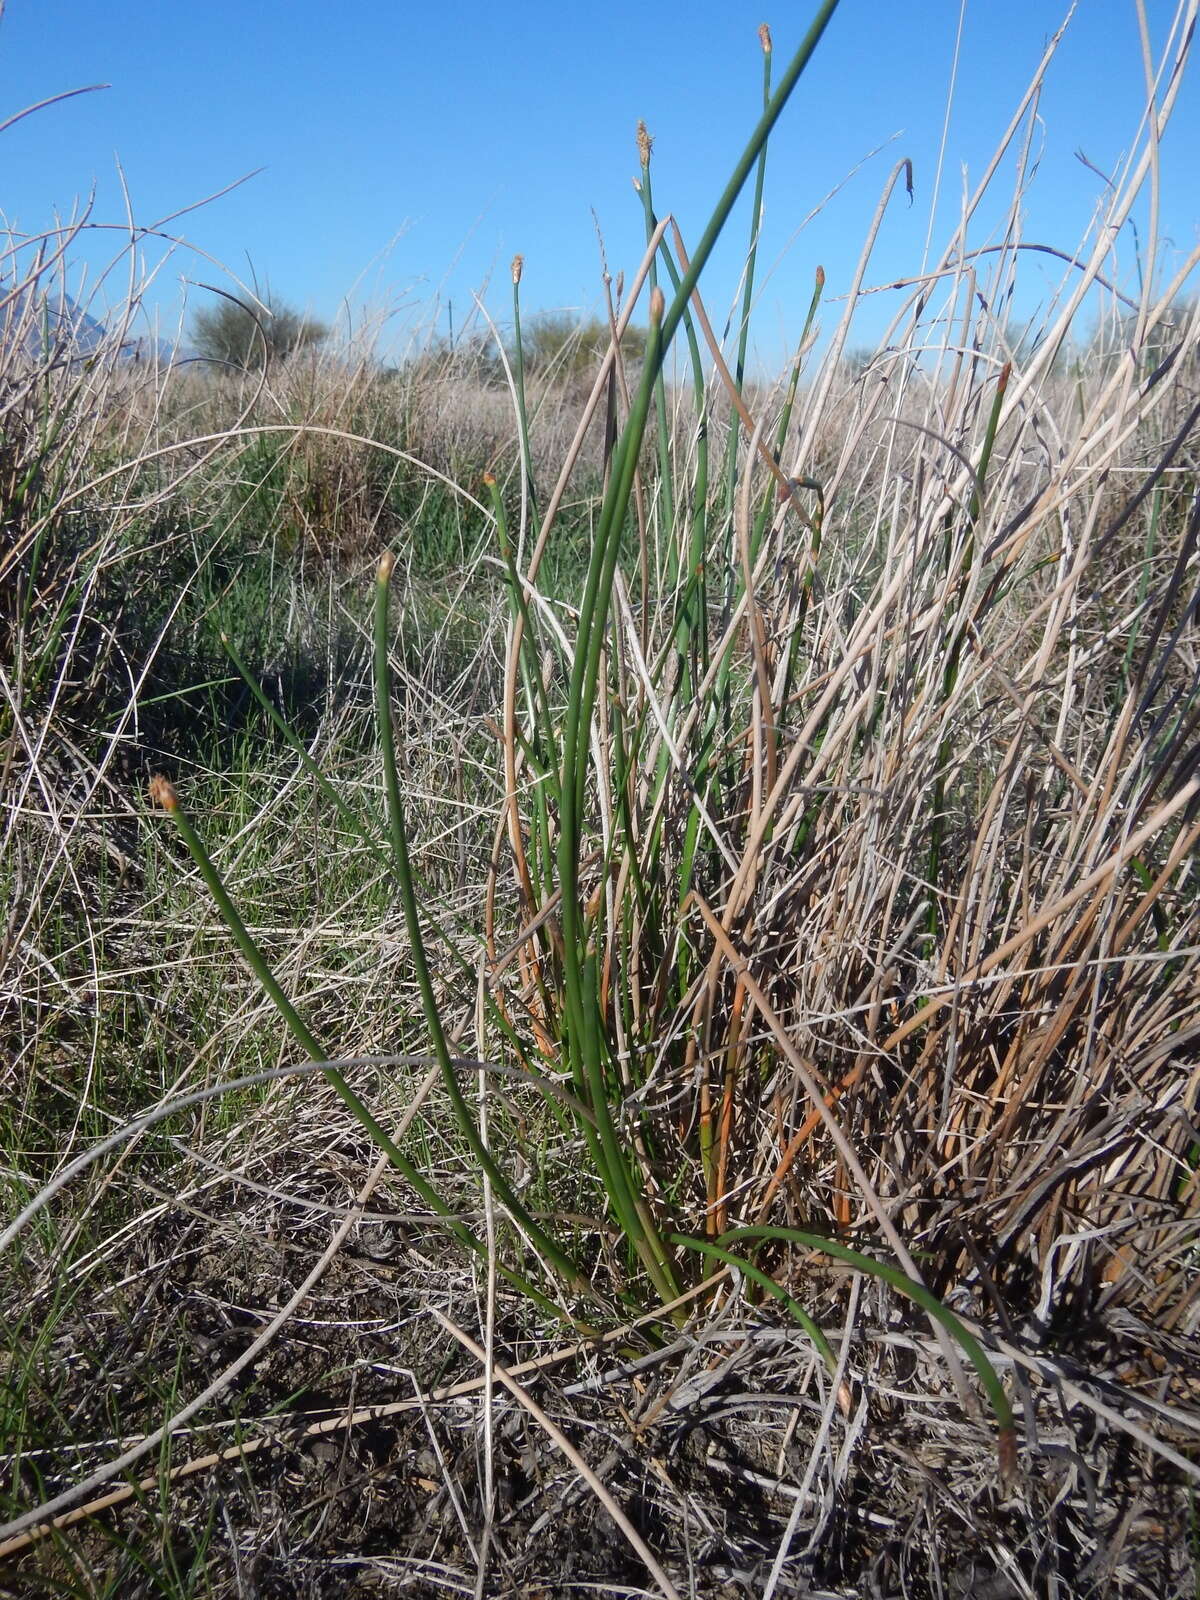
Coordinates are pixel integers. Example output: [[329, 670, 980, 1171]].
[[191, 292, 327, 370], [519, 310, 647, 381]]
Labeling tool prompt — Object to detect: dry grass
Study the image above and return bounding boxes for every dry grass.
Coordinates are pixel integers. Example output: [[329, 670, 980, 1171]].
[[3, 6, 1200, 1595]]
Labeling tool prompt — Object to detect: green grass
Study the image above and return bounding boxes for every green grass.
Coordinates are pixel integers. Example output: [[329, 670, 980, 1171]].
[[142, 4, 1016, 1466]]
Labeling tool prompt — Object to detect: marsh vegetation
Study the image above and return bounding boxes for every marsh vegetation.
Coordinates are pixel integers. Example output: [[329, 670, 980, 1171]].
[[2, 7, 1199, 1595]]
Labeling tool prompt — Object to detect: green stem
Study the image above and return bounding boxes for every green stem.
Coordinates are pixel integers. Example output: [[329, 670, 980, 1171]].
[[722, 27, 774, 527], [373, 556, 587, 1295], [555, 8, 844, 1303], [153, 779, 475, 1251], [484, 474, 557, 773], [510, 257, 538, 515], [670, 1233, 836, 1372], [721, 1225, 1015, 1469], [558, 300, 679, 1303]]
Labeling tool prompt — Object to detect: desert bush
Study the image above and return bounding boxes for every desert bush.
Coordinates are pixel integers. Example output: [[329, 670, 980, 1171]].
[[190, 290, 327, 370], [520, 309, 648, 381]]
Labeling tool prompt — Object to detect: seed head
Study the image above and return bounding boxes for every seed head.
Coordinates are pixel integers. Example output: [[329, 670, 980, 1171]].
[[636, 120, 652, 170], [149, 775, 178, 812], [511, 254, 524, 286], [378, 550, 396, 584], [649, 286, 665, 326], [758, 22, 772, 53]]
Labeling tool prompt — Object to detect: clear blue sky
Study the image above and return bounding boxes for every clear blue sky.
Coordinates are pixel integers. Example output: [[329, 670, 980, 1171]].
[[2, 1, 1197, 367]]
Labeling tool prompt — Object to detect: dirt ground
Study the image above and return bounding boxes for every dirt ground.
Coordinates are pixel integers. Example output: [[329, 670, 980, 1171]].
[[4, 1149, 1197, 1599]]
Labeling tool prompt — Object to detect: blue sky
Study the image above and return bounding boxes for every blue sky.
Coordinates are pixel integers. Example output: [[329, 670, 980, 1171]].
[[2, 1, 1197, 367]]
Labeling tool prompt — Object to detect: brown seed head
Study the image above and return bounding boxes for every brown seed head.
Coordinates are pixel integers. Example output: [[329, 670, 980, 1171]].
[[815, 264, 825, 290], [636, 120, 652, 169], [758, 22, 772, 53], [511, 254, 523, 286], [482, 471, 496, 488], [649, 285, 665, 326], [378, 550, 396, 584], [148, 775, 179, 812]]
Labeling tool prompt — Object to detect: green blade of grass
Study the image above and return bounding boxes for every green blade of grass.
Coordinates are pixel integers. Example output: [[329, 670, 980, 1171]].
[[669, 1232, 836, 1372], [374, 553, 590, 1297], [150, 773, 576, 1325], [720, 1224, 1015, 1478]]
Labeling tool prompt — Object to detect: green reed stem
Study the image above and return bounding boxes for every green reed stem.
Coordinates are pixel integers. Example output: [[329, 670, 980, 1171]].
[[554, 6, 843, 1302], [636, 169, 710, 665], [484, 474, 557, 775], [722, 25, 774, 526], [654, 3, 840, 362], [151, 778, 474, 1249], [373, 554, 588, 1296], [221, 625, 549, 1041], [510, 256, 537, 515], [158, 772, 576, 1325], [669, 1234, 835, 1371], [557, 296, 679, 1303]]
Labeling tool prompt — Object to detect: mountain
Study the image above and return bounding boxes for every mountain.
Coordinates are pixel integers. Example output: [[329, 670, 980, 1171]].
[[1, 285, 189, 367]]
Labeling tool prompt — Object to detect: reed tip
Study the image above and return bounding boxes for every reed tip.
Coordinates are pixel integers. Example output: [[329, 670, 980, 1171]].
[[758, 22, 772, 52], [378, 550, 396, 584], [649, 285, 665, 325], [148, 775, 178, 812], [636, 120, 652, 169], [511, 254, 524, 285]]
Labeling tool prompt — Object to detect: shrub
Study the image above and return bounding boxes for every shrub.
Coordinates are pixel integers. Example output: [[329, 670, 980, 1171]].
[[519, 309, 647, 381], [190, 291, 327, 370]]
